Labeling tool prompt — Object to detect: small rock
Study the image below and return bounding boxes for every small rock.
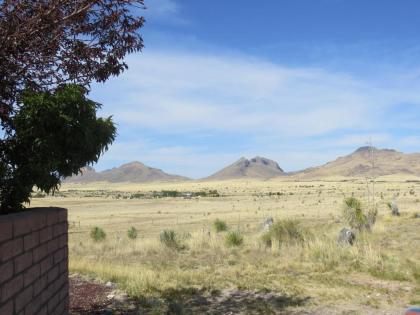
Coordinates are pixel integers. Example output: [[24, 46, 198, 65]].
[[106, 294, 115, 300], [338, 228, 355, 245], [262, 217, 274, 231], [389, 201, 400, 216], [105, 281, 115, 289]]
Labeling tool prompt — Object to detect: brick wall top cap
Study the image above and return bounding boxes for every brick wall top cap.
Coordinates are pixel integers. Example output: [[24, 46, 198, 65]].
[[0, 207, 67, 221]]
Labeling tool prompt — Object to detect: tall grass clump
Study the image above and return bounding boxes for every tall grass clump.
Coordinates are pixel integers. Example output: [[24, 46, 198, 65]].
[[90, 226, 106, 242], [160, 229, 182, 249], [213, 219, 228, 232], [127, 227, 138, 240], [343, 197, 377, 232], [225, 231, 244, 247], [261, 219, 305, 248]]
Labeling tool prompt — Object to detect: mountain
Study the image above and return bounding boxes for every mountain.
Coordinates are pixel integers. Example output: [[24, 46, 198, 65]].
[[204, 156, 285, 180], [293, 146, 420, 179], [67, 161, 189, 183]]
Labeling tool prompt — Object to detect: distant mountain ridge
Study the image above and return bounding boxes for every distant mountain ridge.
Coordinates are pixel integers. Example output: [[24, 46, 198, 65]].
[[204, 156, 285, 180], [66, 147, 420, 183], [67, 161, 189, 183], [292, 146, 420, 179]]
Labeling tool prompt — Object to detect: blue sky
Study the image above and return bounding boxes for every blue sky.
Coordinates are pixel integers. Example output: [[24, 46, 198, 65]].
[[90, 0, 420, 178]]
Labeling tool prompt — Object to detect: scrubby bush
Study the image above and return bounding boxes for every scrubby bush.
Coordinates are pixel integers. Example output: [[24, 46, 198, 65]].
[[262, 219, 304, 248], [225, 231, 244, 247], [127, 227, 138, 240], [343, 197, 377, 232], [213, 219, 228, 232], [90, 227, 106, 242], [160, 229, 181, 249]]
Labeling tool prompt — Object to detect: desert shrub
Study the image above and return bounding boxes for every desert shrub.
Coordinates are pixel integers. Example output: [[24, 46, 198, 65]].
[[262, 219, 304, 248], [90, 227, 106, 242], [160, 230, 181, 249], [127, 227, 138, 240], [342, 197, 377, 232], [225, 231, 244, 247], [213, 219, 228, 232]]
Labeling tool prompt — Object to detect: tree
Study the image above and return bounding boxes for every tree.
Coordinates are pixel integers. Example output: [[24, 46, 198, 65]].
[[0, 0, 145, 213]]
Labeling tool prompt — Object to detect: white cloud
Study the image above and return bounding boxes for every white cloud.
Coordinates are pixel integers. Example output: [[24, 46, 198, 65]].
[[91, 49, 420, 177]]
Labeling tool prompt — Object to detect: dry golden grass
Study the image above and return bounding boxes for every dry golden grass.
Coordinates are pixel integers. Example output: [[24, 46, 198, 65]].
[[31, 178, 420, 314]]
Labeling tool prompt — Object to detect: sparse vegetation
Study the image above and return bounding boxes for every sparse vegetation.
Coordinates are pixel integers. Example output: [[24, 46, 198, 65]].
[[32, 179, 419, 313], [160, 229, 182, 249], [225, 230, 244, 247], [261, 219, 305, 248], [342, 197, 377, 232], [213, 219, 228, 232], [127, 227, 138, 240], [90, 227, 106, 242]]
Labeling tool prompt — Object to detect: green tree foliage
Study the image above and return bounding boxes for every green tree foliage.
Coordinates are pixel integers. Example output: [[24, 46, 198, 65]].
[[0, 85, 116, 213]]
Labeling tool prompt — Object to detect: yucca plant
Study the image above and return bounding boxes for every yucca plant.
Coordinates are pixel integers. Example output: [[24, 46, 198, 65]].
[[343, 197, 377, 232]]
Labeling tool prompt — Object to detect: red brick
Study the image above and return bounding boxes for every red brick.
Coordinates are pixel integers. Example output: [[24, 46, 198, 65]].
[[52, 301, 65, 315], [0, 260, 14, 283], [30, 212, 46, 231], [58, 234, 68, 248], [35, 305, 47, 315], [0, 274, 23, 302], [39, 226, 53, 244], [23, 263, 40, 286], [57, 209, 67, 223], [47, 291, 60, 313], [0, 220, 12, 243], [40, 256, 53, 275], [47, 265, 59, 284], [33, 276, 47, 297], [15, 285, 33, 313], [47, 238, 59, 254], [0, 299, 13, 315], [59, 260, 68, 274], [32, 243, 49, 263], [46, 212, 59, 226], [14, 252, 32, 274], [12, 215, 30, 237], [24, 232, 39, 251], [53, 248, 65, 264], [0, 238, 23, 262], [53, 222, 68, 238]]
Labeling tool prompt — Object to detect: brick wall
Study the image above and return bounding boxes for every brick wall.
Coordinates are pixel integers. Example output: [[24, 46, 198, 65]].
[[0, 207, 68, 315]]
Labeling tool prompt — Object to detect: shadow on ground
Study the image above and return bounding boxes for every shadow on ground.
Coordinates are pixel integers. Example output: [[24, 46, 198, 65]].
[[139, 287, 310, 315]]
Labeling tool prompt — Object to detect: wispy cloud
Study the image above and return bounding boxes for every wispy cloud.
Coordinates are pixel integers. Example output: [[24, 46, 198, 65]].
[[91, 49, 420, 177]]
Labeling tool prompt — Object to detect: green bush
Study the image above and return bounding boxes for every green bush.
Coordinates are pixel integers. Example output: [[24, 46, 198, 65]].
[[343, 197, 377, 232], [90, 227, 106, 242], [262, 219, 304, 248], [127, 227, 138, 240], [160, 230, 181, 249], [225, 231, 244, 247], [213, 219, 228, 232]]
